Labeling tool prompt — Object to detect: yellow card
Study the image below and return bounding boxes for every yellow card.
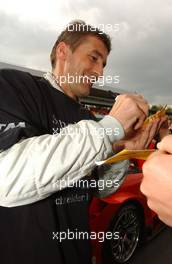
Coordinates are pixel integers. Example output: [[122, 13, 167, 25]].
[[96, 149, 155, 166], [143, 105, 167, 126], [96, 106, 166, 166]]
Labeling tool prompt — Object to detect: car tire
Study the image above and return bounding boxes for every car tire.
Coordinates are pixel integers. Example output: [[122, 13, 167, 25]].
[[103, 203, 144, 264]]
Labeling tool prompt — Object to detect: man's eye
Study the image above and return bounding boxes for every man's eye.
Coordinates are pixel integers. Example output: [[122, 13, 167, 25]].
[[90, 55, 98, 62]]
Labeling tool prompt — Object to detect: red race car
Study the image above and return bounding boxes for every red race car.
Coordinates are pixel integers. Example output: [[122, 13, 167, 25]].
[[89, 159, 163, 264]]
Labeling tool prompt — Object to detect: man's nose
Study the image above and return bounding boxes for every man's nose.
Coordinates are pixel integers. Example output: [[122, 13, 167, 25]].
[[92, 62, 103, 78]]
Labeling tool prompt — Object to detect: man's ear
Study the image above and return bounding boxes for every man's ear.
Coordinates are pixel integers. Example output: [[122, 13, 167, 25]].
[[55, 42, 70, 61]]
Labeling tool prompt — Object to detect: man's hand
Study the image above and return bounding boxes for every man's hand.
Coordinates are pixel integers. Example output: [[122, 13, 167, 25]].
[[112, 116, 167, 152], [141, 135, 172, 227], [109, 93, 149, 135]]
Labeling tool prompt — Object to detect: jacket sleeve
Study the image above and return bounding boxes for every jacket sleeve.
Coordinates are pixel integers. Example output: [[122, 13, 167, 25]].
[[0, 69, 125, 207]]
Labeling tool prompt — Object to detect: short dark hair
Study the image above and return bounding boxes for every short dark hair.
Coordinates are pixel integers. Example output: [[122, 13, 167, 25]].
[[50, 20, 111, 69]]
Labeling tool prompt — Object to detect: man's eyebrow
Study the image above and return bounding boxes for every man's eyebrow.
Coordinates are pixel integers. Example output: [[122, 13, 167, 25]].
[[92, 50, 107, 67]]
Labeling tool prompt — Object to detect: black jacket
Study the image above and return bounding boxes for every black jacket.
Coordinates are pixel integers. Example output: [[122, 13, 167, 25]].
[[0, 69, 94, 264]]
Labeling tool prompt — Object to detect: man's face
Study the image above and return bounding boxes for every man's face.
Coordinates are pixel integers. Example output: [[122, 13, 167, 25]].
[[62, 36, 108, 98]]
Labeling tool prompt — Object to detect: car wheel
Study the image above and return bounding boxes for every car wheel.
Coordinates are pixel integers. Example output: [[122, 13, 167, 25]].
[[103, 203, 143, 263]]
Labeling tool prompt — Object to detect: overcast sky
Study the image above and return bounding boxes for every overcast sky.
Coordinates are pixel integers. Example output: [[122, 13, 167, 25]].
[[0, 0, 172, 105]]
